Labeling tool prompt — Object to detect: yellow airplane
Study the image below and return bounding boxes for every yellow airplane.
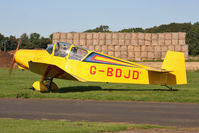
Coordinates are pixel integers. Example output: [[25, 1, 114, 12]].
[[9, 40, 187, 92]]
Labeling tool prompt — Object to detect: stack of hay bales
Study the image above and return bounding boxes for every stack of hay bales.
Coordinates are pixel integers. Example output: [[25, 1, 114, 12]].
[[53, 32, 188, 61]]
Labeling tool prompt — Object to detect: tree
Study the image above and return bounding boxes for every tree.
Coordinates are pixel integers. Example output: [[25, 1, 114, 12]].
[[0, 33, 5, 51], [84, 25, 111, 32]]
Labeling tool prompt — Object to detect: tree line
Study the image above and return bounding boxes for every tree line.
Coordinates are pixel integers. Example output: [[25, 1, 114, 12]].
[[0, 33, 52, 52], [1, 22, 199, 56]]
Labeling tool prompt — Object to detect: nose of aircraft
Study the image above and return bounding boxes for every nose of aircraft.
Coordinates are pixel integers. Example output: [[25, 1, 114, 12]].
[[15, 50, 36, 69]]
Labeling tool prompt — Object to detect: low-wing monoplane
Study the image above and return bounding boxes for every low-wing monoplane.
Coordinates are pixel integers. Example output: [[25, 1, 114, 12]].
[[9, 40, 187, 92]]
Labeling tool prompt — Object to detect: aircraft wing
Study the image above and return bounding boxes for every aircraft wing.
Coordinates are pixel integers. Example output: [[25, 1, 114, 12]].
[[28, 61, 79, 81]]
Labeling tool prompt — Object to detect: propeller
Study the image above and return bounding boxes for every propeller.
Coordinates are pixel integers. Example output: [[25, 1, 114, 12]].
[[9, 39, 21, 76]]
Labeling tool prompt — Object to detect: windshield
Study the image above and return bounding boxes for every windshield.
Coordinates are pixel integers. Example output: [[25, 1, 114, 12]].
[[69, 47, 88, 61], [46, 43, 54, 54], [54, 42, 72, 57]]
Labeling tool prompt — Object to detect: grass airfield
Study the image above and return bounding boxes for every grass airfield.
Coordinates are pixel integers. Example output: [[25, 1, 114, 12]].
[[0, 68, 199, 103], [0, 68, 199, 132]]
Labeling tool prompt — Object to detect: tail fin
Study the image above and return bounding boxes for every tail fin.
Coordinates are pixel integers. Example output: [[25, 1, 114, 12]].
[[161, 51, 187, 85]]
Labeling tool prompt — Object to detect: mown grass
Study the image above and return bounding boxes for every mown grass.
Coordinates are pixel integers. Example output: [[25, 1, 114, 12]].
[[0, 118, 167, 133], [0, 68, 199, 103]]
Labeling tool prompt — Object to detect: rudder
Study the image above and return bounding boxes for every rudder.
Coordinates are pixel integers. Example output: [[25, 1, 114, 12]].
[[161, 51, 187, 85]]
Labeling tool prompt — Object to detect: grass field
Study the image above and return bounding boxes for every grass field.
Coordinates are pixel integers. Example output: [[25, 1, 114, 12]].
[[0, 68, 199, 103], [0, 118, 168, 133]]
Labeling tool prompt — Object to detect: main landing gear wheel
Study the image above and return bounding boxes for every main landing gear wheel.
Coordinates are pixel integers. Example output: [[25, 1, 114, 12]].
[[32, 78, 59, 92]]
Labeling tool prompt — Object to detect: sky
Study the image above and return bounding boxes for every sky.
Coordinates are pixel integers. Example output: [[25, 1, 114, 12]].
[[0, 0, 199, 38]]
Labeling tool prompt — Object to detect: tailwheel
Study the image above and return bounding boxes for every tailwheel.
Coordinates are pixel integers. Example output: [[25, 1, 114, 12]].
[[44, 79, 59, 91], [32, 78, 59, 92]]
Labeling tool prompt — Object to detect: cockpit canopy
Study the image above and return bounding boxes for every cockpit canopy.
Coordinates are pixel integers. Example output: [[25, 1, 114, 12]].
[[46, 42, 88, 61]]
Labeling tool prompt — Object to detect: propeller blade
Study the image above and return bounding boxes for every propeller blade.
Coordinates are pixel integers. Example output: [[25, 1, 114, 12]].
[[9, 39, 21, 76]]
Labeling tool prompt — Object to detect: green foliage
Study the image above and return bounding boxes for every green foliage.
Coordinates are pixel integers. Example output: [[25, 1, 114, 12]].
[[0, 33, 52, 51], [84, 25, 111, 32]]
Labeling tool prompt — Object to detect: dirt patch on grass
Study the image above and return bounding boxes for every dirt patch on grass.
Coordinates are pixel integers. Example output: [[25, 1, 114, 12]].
[[110, 128, 199, 133], [140, 62, 199, 70], [0, 51, 13, 68]]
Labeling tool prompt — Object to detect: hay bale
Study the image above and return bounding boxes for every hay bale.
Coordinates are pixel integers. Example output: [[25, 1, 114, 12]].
[[73, 33, 80, 40], [67, 33, 73, 39], [112, 33, 119, 39], [99, 40, 105, 45], [154, 52, 161, 59], [105, 33, 112, 40], [93, 40, 99, 45], [179, 40, 185, 45], [152, 40, 158, 45], [131, 39, 138, 45], [121, 51, 127, 58], [134, 51, 141, 57], [95, 45, 102, 52], [106, 40, 112, 45], [158, 40, 164, 45], [60, 33, 67, 39], [60, 38, 67, 42], [145, 40, 151, 45], [53, 32, 61, 39], [73, 40, 80, 45], [145, 33, 152, 41], [102, 45, 108, 53], [161, 51, 167, 59], [112, 39, 119, 45], [87, 40, 93, 45], [99, 33, 105, 39], [148, 52, 154, 59], [108, 45, 115, 52], [119, 40, 125, 45], [161, 46, 168, 52], [172, 33, 179, 40], [172, 40, 178, 45], [88, 45, 94, 50], [80, 40, 86, 46], [165, 40, 171, 45], [158, 33, 165, 40], [125, 33, 131, 39], [134, 46, 140, 52], [165, 33, 172, 40], [152, 34, 158, 40], [139, 40, 144, 45], [93, 33, 99, 39], [131, 33, 137, 39], [168, 45, 175, 51], [128, 45, 134, 52], [128, 52, 134, 58], [141, 45, 147, 51], [121, 46, 127, 51], [138, 33, 145, 40], [154, 46, 161, 51], [181, 45, 188, 52], [108, 52, 114, 56], [86, 33, 93, 40], [179, 32, 186, 40], [115, 46, 121, 52], [141, 51, 147, 58], [119, 33, 125, 39], [115, 52, 121, 58], [80, 33, 86, 39], [125, 40, 130, 45], [175, 45, 181, 51], [147, 46, 154, 52]]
